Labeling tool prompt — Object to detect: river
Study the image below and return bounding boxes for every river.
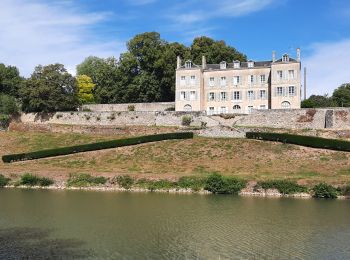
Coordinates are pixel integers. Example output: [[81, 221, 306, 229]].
[[0, 189, 349, 259]]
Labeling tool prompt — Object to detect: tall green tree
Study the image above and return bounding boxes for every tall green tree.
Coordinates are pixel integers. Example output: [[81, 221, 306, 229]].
[[0, 63, 23, 97], [332, 83, 350, 107], [190, 36, 247, 64], [76, 75, 95, 104], [21, 64, 79, 112], [301, 95, 337, 108]]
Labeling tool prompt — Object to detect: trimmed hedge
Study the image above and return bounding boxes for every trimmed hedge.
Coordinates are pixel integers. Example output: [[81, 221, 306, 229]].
[[246, 132, 350, 152], [2, 132, 194, 163]]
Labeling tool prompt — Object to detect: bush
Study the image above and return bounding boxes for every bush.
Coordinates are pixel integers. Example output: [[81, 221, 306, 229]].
[[116, 175, 134, 189], [0, 114, 10, 129], [246, 132, 350, 152], [338, 185, 350, 196], [0, 174, 10, 187], [257, 180, 308, 195], [164, 106, 175, 111], [20, 173, 54, 187], [127, 105, 135, 111], [181, 116, 192, 126], [147, 180, 176, 191], [67, 174, 107, 187], [313, 183, 338, 199], [177, 176, 205, 191], [2, 132, 194, 163], [204, 173, 246, 195], [0, 94, 18, 115]]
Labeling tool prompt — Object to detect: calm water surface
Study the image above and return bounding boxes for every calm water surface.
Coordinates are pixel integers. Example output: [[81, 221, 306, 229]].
[[0, 189, 349, 259]]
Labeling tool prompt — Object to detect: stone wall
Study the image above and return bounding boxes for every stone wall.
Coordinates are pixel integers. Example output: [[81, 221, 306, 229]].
[[82, 102, 175, 112], [17, 108, 350, 131]]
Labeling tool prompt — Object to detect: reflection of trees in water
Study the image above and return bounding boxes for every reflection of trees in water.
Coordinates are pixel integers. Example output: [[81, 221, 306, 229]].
[[0, 227, 93, 259]]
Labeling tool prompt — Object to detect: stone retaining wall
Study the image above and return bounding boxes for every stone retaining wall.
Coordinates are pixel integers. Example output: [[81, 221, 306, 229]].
[[18, 108, 350, 130]]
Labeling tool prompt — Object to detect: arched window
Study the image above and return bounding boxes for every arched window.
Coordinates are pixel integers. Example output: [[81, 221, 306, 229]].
[[281, 101, 291, 109], [233, 105, 241, 111], [183, 104, 192, 112]]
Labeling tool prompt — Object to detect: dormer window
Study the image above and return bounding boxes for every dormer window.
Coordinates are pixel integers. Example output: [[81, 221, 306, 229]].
[[233, 61, 240, 69], [282, 54, 289, 62], [220, 61, 227, 70], [185, 60, 192, 68], [247, 61, 254, 68]]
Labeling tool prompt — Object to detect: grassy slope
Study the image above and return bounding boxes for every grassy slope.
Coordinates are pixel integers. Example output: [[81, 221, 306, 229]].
[[0, 131, 349, 185]]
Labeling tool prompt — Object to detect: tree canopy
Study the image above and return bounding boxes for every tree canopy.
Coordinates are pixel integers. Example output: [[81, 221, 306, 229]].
[[77, 75, 95, 104], [20, 64, 79, 113], [76, 32, 247, 104], [0, 63, 23, 97], [332, 83, 350, 107]]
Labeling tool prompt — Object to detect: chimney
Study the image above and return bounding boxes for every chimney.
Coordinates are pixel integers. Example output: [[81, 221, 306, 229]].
[[272, 51, 276, 62], [202, 55, 206, 70], [296, 48, 301, 62], [176, 56, 181, 69]]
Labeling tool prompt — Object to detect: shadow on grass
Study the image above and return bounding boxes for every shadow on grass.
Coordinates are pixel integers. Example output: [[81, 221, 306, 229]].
[[0, 227, 94, 259]]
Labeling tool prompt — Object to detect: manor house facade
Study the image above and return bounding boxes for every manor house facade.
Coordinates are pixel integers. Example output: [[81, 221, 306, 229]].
[[175, 49, 301, 114]]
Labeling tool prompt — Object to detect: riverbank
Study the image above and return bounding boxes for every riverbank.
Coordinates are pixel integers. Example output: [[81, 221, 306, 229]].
[[1, 130, 350, 186]]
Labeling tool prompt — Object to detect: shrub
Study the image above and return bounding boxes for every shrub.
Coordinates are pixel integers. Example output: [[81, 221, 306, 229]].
[[257, 180, 308, 195], [204, 173, 246, 195], [0, 94, 18, 115], [181, 116, 192, 126], [127, 105, 135, 111], [164, 106, 175, 111], [177, 176, 205, 191], [246, 132, 350, 152], [0, 174, 10, 187], [2, 132, 194, 163], [0, 114, 10, 129], [313, 183, 338, 199], [116, 175, 134, 189], [67, 174, 107, 187], [338, 185, 350, 196], [20, 173, 54, 187], [147, 180, 176, 191]]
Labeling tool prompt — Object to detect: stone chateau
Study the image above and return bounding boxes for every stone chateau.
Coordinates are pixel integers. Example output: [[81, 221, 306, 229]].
[[175, 49, 301, 114]]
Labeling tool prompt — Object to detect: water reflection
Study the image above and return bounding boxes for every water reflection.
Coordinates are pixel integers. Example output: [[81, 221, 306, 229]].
[[0, 227, 93, 259]]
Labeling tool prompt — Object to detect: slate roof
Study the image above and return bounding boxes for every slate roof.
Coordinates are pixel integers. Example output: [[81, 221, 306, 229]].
[[205, 61, 272, 70]]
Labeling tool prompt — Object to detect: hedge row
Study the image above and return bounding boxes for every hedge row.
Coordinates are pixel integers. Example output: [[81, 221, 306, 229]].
[[246, 132, 350, 152], [2, 132, 194, 163]]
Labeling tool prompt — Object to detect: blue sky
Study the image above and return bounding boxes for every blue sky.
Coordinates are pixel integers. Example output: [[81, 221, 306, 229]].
[[1, 0, 350, 96]]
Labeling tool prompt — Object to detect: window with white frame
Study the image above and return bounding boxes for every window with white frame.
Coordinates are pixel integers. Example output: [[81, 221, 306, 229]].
[[250, 75, 254, 84], [209, 77, 215, 87], [180, 76, 186, 86], [288, 86, 295, 96], [190, 75, 196, 85], [277, 70, 283, 80], [220, 62, 227, 69], [259, 90, 266, 99], [220, 92, 227, 101], [208, 107, 215, 115], [248, 61, 254, 68], [233, 76, 240, 85], [180, 91, 186, 100], [260, 75, 266, 83], [220, 77, 226, 87], [233, 61, 240, 69], [259, 105, 267, 110], [185, 61, 192, 68], [248, 106, 254, 113], [247, 90, 254, 100], [277, 87, 283, 96], [209, 92, 215, 101], [190, 91, 196, 101], [233, 91, 241, 100], [288, 70, 295, 80], [220, 106, 227, 114], [281, 101, 291, 109]]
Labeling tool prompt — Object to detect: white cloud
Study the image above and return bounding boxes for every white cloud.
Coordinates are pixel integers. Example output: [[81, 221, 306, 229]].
[[303, 39, 350, 96], [170, 0, 276, 24], [0, 0, 125, 76]]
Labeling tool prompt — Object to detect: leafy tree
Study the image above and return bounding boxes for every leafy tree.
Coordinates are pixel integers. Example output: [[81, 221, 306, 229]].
[[0, 94, 18, 114], [76, 75, 95, 104], [190, 36, 247, 64], [0, 63, 23, 97], [332, 83, 350, 107], [301, 94, 337, 108], [20, 64, 79, 113]]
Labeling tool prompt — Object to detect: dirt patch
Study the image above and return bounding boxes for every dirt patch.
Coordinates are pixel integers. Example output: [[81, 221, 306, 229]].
[[335, 110, 348, 122], [297, 109, 317, 123]]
